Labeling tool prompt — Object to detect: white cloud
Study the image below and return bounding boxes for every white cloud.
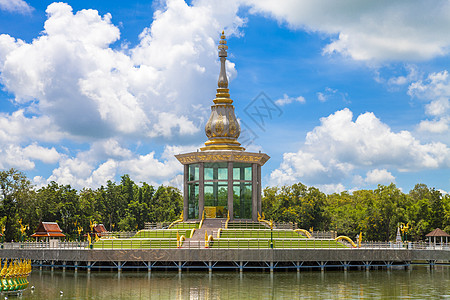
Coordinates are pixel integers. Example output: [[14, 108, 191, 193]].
[[0, 0, 32, 14], [275, 94, 305, 106], [365, 169, 395, 185], [0, 143, 61, 171], [270, 108, 450, 188], [317, 92, 326, 102], [418, 118, 449, 133], [408, 70, 450, 134], [0, 1, 244, 141], [42, 140, 201, 189], [317, 183, 346, 195], [0, 110, 64, 144], [387, 65, 419, 86], [316, 87, 341, 102], [0, 1, 246, 186], [22, 143, 60, 164], [244, 0, 450, 61]]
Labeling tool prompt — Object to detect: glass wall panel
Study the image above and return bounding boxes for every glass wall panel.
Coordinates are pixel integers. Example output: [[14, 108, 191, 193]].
[[204, 184, 215, 206], [204, 163, 228, 180], [188, 183, 199, 219], [204, 182, 228, 218], [203, 162, 228, 218], [233, 182, 252, 219], [233, 163, 252, 181], [188, 164, 199, 181]]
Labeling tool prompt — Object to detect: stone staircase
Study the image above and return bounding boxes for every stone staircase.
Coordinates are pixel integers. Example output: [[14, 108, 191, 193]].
[[181, 219, 224, 248]]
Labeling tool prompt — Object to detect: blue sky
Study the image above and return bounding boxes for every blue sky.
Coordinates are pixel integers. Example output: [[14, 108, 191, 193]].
[[0, 0, 449, 194]]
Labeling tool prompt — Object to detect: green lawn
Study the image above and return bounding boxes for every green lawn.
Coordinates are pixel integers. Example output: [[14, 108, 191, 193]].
[[93, 238, 180, 249], [171, 222, 200, 229], [226, 222, 267, 229], [209, 238, 348, 249], [219, 229, 306, 239], [132, 229, 193, 238]]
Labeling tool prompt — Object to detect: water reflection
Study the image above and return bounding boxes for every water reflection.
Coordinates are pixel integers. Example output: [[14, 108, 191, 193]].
[[19, 266, 450, 299]]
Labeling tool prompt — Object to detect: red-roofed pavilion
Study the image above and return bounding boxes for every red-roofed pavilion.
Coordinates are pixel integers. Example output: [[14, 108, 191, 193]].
[[31, 222, 65, 244]]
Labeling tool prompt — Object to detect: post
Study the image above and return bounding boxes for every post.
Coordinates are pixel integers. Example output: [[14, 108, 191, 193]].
[[257, 165, 262, 215], [183, 164, 189, 221], [199, 162, 204, 221], [270, 220, 274, 249], [252, 164, 258, 221], [228, 162, 233, 220]]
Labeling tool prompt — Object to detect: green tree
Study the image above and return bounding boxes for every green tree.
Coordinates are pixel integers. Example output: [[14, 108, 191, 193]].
[[0, 169, 33, 241]]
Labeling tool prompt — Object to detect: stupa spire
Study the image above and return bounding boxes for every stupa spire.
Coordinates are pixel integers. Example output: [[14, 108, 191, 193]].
[[217, 31, 228, 89], [200, 32, 244, 151]]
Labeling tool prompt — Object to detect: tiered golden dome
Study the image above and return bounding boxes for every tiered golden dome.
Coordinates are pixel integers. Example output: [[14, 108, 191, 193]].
[[200, 31, 244, 151]]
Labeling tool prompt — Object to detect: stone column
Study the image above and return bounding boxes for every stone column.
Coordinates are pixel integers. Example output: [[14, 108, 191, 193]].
[[228, 162, 234, 220], [257, 165, 262, 215], [252, 163, 258, 221], [183, 164, 189, 221], [199, 162, 204, 220]]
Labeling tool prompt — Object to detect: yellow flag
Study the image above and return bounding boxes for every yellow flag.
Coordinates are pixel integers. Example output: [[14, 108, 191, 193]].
[[87, 233, 91, 245]]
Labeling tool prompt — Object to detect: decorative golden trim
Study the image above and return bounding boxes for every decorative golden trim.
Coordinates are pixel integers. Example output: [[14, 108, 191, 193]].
[[213, 98, 233, 104], [200, 145, 245, 151], [204, 138, 241, 146], [175, 151, 270, 165], [228, 111, 237, 136], [215, 113, 224, 135]]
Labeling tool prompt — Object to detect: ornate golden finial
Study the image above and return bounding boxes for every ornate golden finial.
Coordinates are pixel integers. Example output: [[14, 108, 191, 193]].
[[217, 32, 228, 89], [201, 31, 244, 151]]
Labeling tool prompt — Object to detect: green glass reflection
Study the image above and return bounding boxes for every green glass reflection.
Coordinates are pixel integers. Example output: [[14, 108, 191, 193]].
[[188, 164, 199, 181], [233, 163, 252, 181], [204, 182, 228, 218], [233, 182, 252, 219], [188, 183, 199, 219], [204, 163, 228, 180]]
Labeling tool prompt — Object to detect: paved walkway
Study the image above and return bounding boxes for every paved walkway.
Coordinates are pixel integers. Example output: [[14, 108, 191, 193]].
[[181, 219, 224, 248]]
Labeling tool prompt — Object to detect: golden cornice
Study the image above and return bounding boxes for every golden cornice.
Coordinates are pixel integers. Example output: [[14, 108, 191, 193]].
[[175, 151, 270, 166], [204, 138, 242, 146], [200, 145, 245, 151]]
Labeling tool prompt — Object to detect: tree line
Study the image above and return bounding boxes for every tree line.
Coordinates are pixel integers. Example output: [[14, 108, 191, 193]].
[[0, 168, 448, 241], [0, 169, 182, 241], [262, 182, 450, 241]]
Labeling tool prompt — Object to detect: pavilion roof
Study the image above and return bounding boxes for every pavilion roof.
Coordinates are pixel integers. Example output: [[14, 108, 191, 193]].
[[31, 222, 66, 238], [93, 224, 107, 233], [425, 228, 450, 237]]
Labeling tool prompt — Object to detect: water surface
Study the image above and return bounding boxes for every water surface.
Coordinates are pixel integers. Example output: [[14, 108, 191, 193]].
[[18, 266, 450, 299]]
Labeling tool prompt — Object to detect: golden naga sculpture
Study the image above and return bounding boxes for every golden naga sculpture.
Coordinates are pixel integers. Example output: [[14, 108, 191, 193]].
[[0, 259, 32, 294]]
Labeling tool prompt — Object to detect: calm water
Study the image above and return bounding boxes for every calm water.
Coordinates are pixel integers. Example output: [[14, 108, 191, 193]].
[[15, 267, 450, 299]]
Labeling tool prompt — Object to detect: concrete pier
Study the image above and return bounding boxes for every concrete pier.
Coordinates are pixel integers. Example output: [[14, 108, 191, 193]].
[[1, 248, 449, 272]]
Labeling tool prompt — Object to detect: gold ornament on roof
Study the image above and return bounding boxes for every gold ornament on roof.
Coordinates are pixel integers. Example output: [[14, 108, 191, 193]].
[[201, 31, 244, 151]]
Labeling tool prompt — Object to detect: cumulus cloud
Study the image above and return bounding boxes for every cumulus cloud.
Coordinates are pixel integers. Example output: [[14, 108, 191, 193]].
[[0, 0, 32, 14], [0, 144, 60, 171], [244, 0, 450, 61], [270, 108, 450, 190], [387, 65, 420, 86], [365, 169, 395, 185], [409, 70, 450, 134], [44, 141, 198, 189], [0, 1, 244, 141], [274, 94, 305, 106], [0, 1, 246, 186]]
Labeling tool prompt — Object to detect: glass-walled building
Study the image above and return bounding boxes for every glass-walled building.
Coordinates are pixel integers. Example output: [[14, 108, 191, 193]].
[[175, 32, 269, 221], [177, 153, 269, 221]]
